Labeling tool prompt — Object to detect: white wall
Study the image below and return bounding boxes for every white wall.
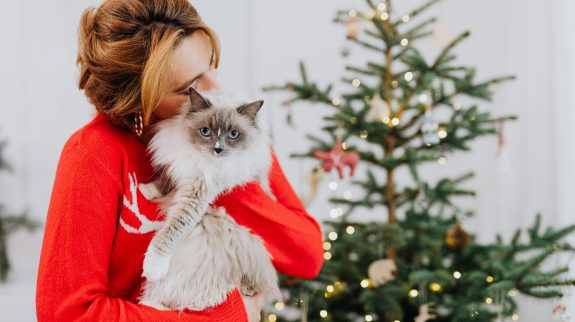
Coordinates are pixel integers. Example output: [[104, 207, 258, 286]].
[[0, 0, 573, 321]]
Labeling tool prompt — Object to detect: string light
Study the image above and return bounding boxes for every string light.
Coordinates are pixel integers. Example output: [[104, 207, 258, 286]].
[[453, 103, 462, 110], [329, 181, 339, 190], [508, 289, 518, 297], [341, 141, 348, 150], [330, 208, 343, 218], [348, 9, 357, 18], [377, 3, 387, 11], [274, 302, 285, 310], [365, 315, 373, 322], [268, 314, 277, 322], [391, 80, 399, 87], [391, 117, 400, 126], [438, 157, 447, 165], [512, 314, 519, 321], [352, 79, 361, 87], [360, 278, 372, 288], [400, 38, 409, 46], [346, 226, 355, 234], [350, 116, 358, 124], [360, 130, 368, 139], [486, 276, 494, 283], [326, 285, 334, 292], [429, 283, 443, 292], [485, 297, 493, 304], [380, 12, 389, 21], [331, 97, 341, 106], [382, 116, 391, 124], [453, 271, 462, 279], [404, 72, 414, 81], [402, 15, 410, 23], [328, 232, 339, 241], [408, 289, 419, 298], [343, 190, 353, 199], [438, 128, 447, 139], [323, 241, 332, 250], [320, 310, 328, 318], [324, 252, 332, 260], [419, 94, 428, 103]]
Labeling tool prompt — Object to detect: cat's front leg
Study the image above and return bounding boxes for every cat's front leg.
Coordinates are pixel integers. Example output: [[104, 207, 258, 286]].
[[142, 176, 209, 281]]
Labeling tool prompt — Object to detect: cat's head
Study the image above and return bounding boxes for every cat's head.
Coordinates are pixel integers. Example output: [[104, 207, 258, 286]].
[[180, 87, 265, 158]]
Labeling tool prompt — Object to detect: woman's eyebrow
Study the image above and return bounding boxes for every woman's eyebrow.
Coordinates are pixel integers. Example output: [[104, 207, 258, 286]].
[[173, 71, 205, 93]]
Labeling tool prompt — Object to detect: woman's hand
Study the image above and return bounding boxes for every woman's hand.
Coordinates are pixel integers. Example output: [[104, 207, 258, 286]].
[[242, 293, 264, 322]]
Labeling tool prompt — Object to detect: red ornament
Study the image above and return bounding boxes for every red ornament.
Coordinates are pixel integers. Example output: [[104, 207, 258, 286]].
[[313, 140, 359, 179]]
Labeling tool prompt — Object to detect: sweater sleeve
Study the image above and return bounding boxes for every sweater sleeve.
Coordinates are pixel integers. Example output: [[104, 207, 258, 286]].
[[212, 147, 324, 279], [36, 140, 247, 322]]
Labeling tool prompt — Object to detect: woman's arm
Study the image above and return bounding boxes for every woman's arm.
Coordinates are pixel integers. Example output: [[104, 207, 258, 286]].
[[212, 147, 324, 279], [36, 140, 247, 322]]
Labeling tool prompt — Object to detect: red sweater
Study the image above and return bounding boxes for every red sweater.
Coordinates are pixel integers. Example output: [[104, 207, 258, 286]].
[[36, 113, 324, 321]]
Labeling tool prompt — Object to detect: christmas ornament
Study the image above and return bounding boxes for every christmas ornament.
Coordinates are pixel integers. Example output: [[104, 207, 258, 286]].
[[365, 93, 391, 123], [313, 140, 360, 179], [552, 302, 572, 321], [415, 303, 437, 322], [345, 17, 362, 39], [367, 259, 397, 286], [421, 108, 440, 146], [445, 222, 470, 249]]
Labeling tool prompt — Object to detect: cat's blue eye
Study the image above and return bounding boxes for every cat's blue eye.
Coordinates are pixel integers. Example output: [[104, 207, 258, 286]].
[[228, 130, 239, 139], [200, 127, 211, 137]]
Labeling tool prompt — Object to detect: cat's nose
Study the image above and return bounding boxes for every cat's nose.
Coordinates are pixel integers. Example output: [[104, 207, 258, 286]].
[[214, 147, 223, 155]]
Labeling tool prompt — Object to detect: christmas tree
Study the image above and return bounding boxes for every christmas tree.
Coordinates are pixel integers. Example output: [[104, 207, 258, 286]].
[[263, 1, 575, 321], [0, 137, 39, 282]]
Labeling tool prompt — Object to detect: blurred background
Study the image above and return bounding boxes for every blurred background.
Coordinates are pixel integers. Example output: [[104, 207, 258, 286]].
[[0, 0, 573, 321]]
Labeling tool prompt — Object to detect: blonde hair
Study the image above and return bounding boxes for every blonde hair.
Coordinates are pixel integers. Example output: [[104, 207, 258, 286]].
[[77, 0, 220, 129]]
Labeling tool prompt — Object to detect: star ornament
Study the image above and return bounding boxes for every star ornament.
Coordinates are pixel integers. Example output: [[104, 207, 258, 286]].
[[313, 140, 360, 179]]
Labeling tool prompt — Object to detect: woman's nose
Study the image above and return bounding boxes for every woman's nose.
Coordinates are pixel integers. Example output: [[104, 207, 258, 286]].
[[197, 66, 220, 91]]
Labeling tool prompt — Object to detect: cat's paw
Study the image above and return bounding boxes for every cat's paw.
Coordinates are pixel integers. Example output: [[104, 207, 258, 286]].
[[142, 248, 171, 281], [139, 182, 163, 201]]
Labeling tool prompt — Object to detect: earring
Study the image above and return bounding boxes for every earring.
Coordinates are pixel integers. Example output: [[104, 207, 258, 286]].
[[133, 111, 143, 137]]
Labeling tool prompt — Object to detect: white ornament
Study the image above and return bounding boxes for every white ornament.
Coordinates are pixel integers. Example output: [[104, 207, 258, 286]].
[[367, 259, 397, 286], [415, 303, 437, 322], [366, 93, 391, 123]]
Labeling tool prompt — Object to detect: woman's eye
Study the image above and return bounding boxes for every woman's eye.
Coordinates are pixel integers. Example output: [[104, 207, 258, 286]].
[[200, 127, 211, 136], [228, 130, 239, 139]]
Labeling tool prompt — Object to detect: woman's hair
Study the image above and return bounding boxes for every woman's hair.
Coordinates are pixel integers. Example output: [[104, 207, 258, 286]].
[[77, 0, 220, 129]]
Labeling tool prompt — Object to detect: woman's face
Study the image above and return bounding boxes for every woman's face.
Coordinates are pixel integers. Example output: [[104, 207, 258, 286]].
[[154, 31, 219, 121]]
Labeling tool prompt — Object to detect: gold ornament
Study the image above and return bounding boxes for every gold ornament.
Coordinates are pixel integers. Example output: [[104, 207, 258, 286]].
[[445, 222, 470, 249], [365, 93, 391, 123], [367, 259, 397, 286]]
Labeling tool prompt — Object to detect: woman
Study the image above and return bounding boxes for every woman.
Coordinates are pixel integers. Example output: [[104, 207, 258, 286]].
[[35, 0, 324, 321]]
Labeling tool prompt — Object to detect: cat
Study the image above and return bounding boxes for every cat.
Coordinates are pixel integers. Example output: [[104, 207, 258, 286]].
[[138, 87, 280, 311]]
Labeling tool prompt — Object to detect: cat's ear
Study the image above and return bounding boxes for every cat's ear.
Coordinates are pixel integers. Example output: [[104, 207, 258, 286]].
[[237, 100, 264, 120], [187, 87, 211, 112]]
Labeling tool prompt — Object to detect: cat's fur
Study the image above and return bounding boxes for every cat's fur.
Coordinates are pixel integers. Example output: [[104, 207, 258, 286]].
[[138, 87, 280, 310]]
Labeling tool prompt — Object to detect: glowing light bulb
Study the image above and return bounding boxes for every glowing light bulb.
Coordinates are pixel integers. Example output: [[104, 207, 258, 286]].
[[400, 38, 409, 46], [352, 79, 361, 87], [328, 232, 338, 241], [323, 241, 331, 250], [332, 97, 341, 106], [346, 226, 355, 234], [320, 310, 328, 318], [360, 130, 368, 139], [409, 289, 419, 298], [365, 315, 373, 322], [329, 181, 338, 190], [486, 276, 494, 283], [438, 157, 447, 165], [360, 278, 371, 288], [324, 252, 332, 260], [274, 301, 285, 310], [268, 314, 278, 322], [453, 271, 462, 279], [404, 72, 414, 81], [402, 15, 410, 23], [348, 9, 357, 18], [343, 190, 353, 199]]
